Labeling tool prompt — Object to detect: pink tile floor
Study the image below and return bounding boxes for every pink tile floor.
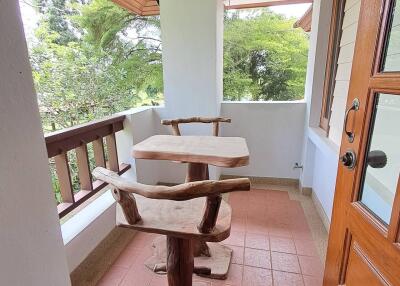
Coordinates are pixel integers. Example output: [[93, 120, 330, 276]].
[[97, 188, 324, 286]]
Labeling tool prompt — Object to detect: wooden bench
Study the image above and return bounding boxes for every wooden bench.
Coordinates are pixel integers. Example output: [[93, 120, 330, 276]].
[[93, 167, 250, 286]]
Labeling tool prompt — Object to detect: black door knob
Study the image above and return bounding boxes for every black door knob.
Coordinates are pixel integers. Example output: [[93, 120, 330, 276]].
[[367, 150, 387, 169]]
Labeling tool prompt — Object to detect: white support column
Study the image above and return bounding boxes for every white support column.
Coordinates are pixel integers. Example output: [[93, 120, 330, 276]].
[[157, 0, 224, 181], [300, 0, 334, 188], [0, 2, 70, 285], [159, 0, 224, 131]]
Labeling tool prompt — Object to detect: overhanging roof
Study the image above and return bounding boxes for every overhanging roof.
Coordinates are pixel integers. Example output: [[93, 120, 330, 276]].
[[113, 0, 159, 16], [112, 0, 313, 16], [293, 5, 312, 32]]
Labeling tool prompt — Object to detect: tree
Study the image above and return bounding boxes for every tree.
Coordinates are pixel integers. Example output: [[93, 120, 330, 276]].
[[29, 0, 163, 132], [224, 9, 309, 101], [26, 0, 164, 202], [23, 1, 309, 202]]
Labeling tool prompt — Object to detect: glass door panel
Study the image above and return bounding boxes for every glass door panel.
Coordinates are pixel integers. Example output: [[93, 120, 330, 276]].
[[382, 0, 400, 71], [359, 93, 400, 224]]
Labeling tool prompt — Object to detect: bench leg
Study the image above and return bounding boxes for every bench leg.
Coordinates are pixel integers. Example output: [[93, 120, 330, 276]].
[[167, 236, 194, 286]]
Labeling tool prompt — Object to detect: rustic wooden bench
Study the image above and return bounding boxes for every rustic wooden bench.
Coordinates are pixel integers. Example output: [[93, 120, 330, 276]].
[[93, 167, 250, 286]]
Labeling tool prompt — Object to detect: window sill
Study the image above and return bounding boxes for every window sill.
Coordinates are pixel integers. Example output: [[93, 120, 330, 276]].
[[308, 127, 340, 157], [221, 100, 306, 104]]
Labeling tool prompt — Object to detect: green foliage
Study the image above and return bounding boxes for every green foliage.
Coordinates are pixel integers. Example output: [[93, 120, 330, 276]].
[[27, 0, 163, 203], [25, 2, 309, 202], [29, 0, 163, 132], [33, 0, 82, 44], [73, 0, 132, 48], [224, 10, 309, 101]]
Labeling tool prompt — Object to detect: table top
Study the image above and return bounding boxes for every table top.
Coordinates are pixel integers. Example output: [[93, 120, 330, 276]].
[[132, 135, 249, 168]]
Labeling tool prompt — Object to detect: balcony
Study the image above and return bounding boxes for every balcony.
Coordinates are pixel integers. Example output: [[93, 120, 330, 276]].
[[5, 0, 395, 285], [41, 105, 326, 286]]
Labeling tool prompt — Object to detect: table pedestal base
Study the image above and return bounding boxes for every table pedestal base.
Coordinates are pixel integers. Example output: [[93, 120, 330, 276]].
[[145, 236, 232, 280]]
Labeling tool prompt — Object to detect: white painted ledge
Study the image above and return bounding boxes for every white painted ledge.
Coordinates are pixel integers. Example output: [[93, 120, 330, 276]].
[[306, 127, 339, 225], [221, 100, 306, 104], [62, 190, 117, 272], [61, 190, 115, 245], [308, 127, 340, 156]]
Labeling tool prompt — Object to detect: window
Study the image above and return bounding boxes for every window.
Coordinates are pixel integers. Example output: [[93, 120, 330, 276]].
[[223, 5, 310, 102], [320, 0, 346, 132]]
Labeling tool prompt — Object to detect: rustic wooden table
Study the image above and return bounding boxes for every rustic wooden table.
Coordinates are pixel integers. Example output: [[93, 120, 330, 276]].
[[133, 134, 249, 167], [131, 135, 250, 279]]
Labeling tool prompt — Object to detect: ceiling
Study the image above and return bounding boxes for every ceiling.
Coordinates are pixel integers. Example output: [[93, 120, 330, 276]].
[[112, 0, 313, 16], [112, 0, 159, 16]]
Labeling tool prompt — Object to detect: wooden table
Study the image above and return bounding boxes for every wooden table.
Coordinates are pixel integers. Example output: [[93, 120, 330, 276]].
[[131, 135, 250, 279], [133, 134, 249, 173]]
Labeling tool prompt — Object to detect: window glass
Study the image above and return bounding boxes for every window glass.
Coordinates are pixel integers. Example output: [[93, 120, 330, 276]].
[[382, 0, 400, 72], [359, 93, 400, 224], [320, 0, 345, 131]]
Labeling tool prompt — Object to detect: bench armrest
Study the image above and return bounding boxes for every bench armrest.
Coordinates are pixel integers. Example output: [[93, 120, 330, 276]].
[[93, 167, 250, 201]]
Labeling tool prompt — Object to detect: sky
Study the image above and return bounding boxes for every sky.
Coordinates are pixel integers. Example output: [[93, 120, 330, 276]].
[[19, 1, 40, 40], [269, 3, 311, 18], [18, 1, 311, 39]]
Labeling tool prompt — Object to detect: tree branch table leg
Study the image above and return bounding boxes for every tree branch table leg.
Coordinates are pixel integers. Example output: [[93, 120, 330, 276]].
[[198, 194, 222, 233], [167, 236, 193, 286], [146, 237, 232, 279], [145, 162, 233, 279], [186, 163, 211, 257], [185, 162, 209, 182]]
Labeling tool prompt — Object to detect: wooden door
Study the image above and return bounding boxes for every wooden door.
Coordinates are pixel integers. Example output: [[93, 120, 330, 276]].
[[324, 0, 400, 285]]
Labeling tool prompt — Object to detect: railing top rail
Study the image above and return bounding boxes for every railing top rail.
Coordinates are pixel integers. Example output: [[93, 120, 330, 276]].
[[45, 114, 126, 158], [45, 114, 126, 144]]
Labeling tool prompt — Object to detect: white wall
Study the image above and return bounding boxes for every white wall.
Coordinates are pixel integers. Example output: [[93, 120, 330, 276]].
[[122, 107, 161, 185], [312, 147, 337, 222], [301, 0, 362, 225], [63, 191, 117, 271], [308, 128, 339, 221], [300, 0, 333, 187], [300, 0, 338, 226], [137, 101, 308, 183], [221, 102, 306, 179], [153, 0, 311, 182], [0, 1, 70, 285]]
